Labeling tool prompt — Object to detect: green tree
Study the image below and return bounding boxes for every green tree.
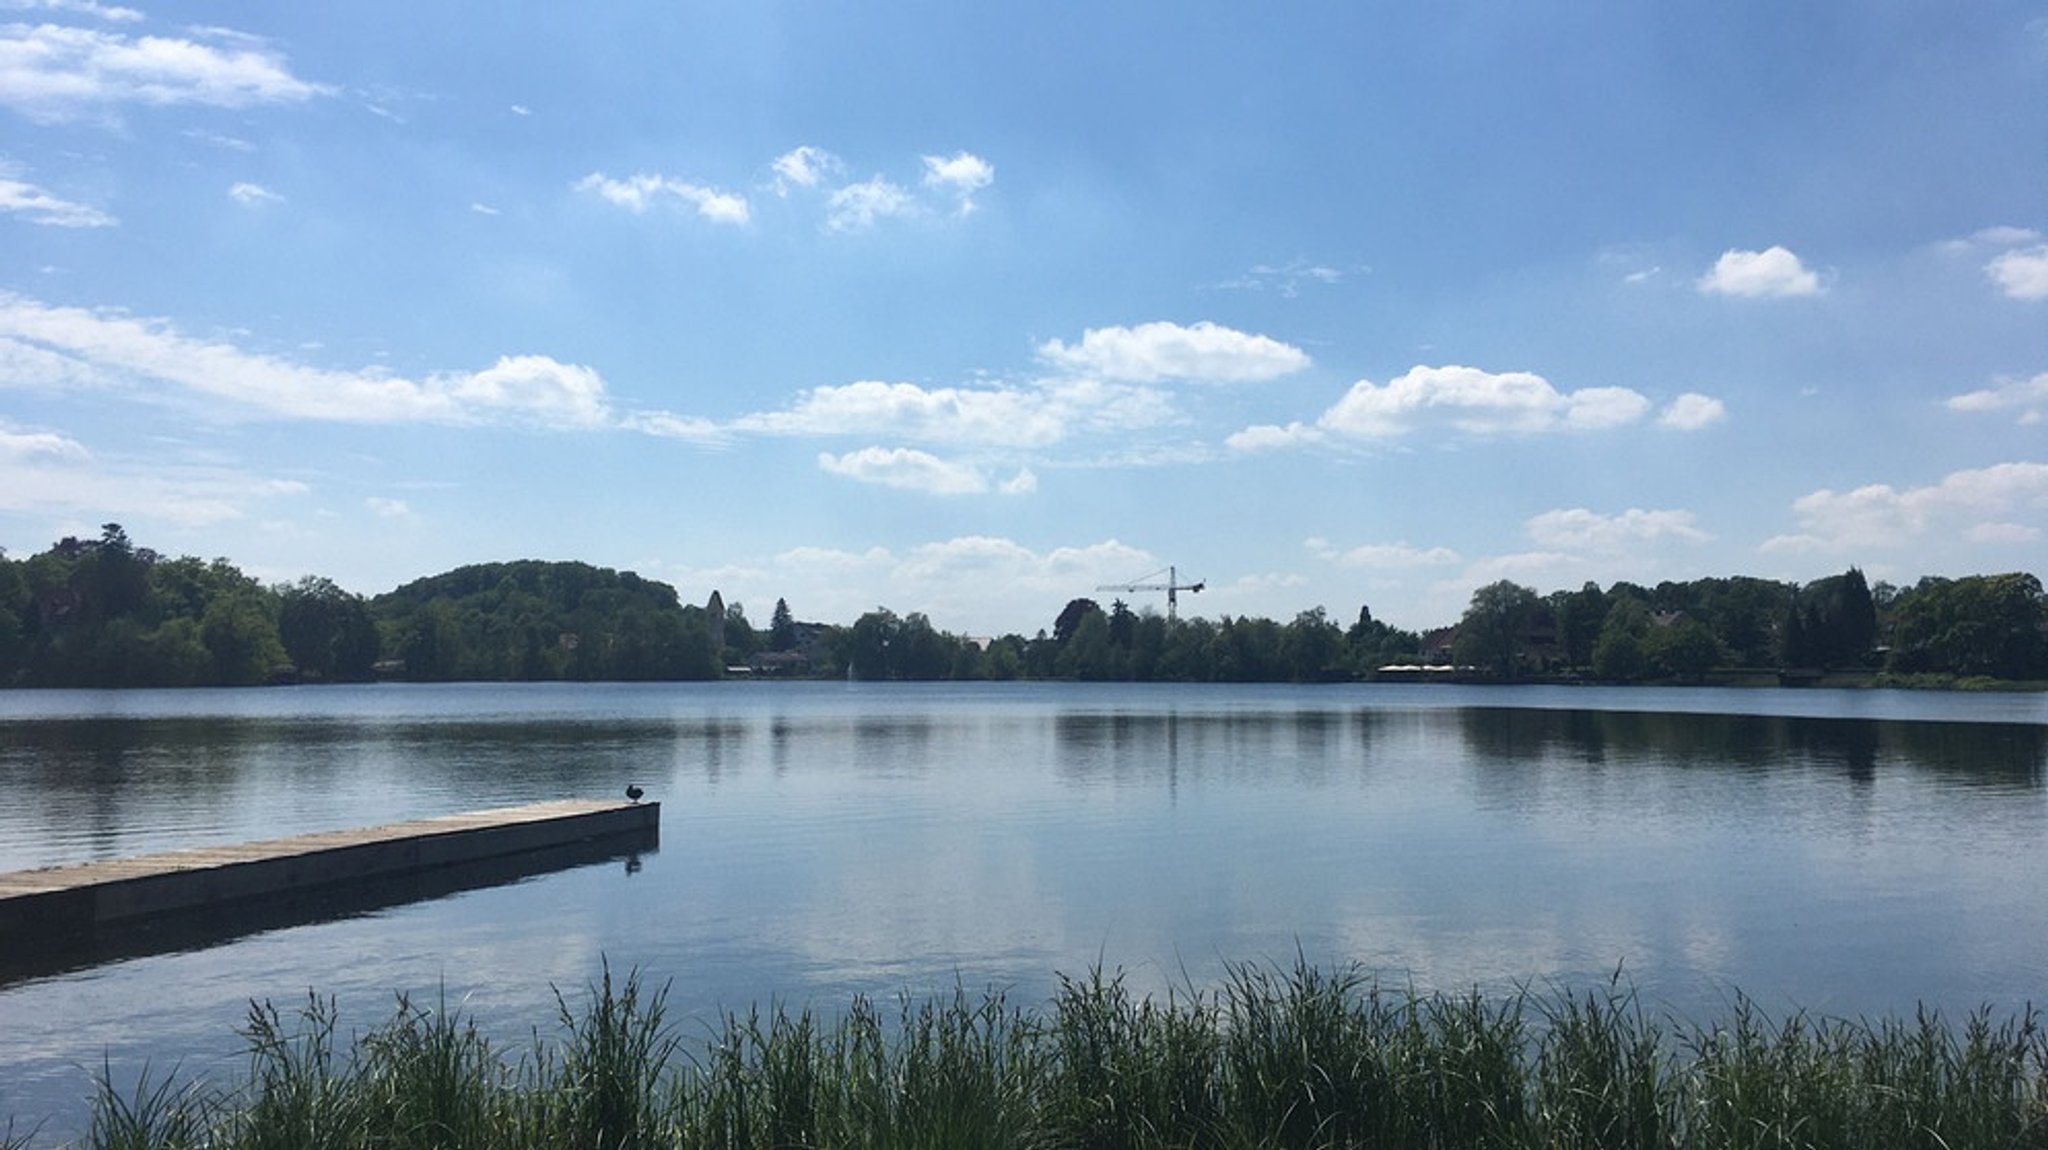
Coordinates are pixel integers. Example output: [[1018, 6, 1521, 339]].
[[1345, 605, 1420, 672], [1888, 573, 2048, 679], [1055, 610, 1119, 680], [1551, 583, 1608, 671], [1282, 607, 1345, 682], [277, 576, 380, 681], [1592, 598, 1652, 681], [769, 597, 797, 651], [1454, 580, 1542, 679], [1053, 598, 1103, 646], [846, 609, 900, 680], [201, 589, 287, 685], [1646, 616, 1724, 681]]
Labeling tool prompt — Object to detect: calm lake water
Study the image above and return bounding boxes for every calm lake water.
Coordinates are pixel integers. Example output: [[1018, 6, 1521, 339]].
[[2, 681, 2046, 1140]]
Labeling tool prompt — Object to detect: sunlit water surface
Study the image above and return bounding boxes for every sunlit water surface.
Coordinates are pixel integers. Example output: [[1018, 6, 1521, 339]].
[[2, 681, 2045, 1141]]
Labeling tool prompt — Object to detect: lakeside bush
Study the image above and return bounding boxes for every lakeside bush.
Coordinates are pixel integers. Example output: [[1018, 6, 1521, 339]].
[[16, 959, 2048, 1149]]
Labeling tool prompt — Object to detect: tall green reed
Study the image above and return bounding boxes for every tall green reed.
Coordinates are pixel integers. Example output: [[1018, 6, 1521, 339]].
[[42, 959, 2048, 1150]]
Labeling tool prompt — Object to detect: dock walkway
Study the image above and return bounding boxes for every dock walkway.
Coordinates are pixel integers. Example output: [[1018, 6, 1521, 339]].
[[0, 799, 659, 942]]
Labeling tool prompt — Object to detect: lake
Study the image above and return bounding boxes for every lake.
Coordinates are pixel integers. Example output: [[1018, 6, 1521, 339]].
[[2, 681, 2045, 1141]]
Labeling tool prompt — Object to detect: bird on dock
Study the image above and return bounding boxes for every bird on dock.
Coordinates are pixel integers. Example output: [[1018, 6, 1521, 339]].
[[625, 784, 644, 803]]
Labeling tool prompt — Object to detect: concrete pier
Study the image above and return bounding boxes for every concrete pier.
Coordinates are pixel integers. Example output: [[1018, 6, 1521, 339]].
[[0, 799, 660, 948]]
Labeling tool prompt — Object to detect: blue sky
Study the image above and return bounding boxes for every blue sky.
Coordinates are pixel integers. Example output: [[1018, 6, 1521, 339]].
[[2, 2, 2045, 636]]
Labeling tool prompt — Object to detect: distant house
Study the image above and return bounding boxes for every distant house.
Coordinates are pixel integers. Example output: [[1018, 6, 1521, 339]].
[[748, 650, 810, 676], [1420, 626, 1459, 664], [748, 619, 830, 676]]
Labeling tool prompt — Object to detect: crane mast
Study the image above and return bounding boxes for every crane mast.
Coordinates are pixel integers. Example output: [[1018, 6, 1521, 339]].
[[1096, 565, 1206, 623]]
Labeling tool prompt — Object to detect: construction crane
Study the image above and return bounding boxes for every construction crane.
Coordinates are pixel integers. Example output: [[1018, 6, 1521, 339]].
[[1097, 566, 1206, 624]]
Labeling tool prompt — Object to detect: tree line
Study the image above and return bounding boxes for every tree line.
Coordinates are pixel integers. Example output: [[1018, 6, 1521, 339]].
[[1447, 568, 2048, 683], [1, 526, 2043, 687]]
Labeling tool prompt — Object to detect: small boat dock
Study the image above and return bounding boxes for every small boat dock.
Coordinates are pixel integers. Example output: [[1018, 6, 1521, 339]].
[[0, 799, 660, 944]]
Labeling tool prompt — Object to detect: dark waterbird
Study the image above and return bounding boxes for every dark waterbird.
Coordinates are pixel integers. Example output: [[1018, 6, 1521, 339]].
[[625, 784, 644, 803]]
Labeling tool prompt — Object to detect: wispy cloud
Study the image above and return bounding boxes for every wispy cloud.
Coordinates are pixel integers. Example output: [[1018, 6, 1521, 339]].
[[183, 127, 253, 151], [1307, 537, 1460, 569], [0, 172, 114, 226], [1210, 259, 1352, 297], [0, 22, 330, 123], [0, 418, 306, 526], [0, 292, 637, 430], [825, 175, 916, 232], [575, 172, 750, 224], [0, 0, 142, 22], [1946, 372, 2048, 424], [1524, 507, 1709, 552], [770, 145, 840, 195], [227, 181, 282, 206], [1697, 245, 1824, 297]]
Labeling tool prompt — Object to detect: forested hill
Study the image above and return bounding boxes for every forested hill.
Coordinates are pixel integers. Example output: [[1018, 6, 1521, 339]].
[[372, 560, 721, 682], [0, 527, 728, 688]]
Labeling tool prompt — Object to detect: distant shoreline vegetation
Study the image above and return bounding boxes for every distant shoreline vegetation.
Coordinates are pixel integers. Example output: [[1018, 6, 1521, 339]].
[[16, 961, 2048, 1150], [2, 525, 2045, 689]]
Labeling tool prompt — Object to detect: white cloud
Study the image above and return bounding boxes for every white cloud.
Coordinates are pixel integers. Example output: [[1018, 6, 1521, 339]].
[[817, 446, 989, 495], [469, 201, 499, 216], [575, 172, 750, 224], [0, 292, 628, 429], [1307, 537, 1460, 568], [616, 410, 728, 446], [734, 377, 1174, 449], [825, 175, 916, 232], [1524, 507, 1709, 552], [0, 22, 330, 123], [1946, 372, 2048, 421], [1226, 421, 1323, 453], [509, 103, 530, 116], [1037, 320, 1310, 384], [0, 173, 114, 225], [1987, 245, 2048, 300], [0, 422, 88, 461], [1658, 392, 1727, 430], [1762, 461, 2048, 553], [446, 354, 610, 428], [227, 181, 281, 206], [920, 150, 993, 215], [366, 496, 413, 519], [1697, 245, 1824, 297], [770, 145, 839, 194], [1317, 364, 1651, 439], [999, 467, 1037, 495], [740, 380, 1066, 447]]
